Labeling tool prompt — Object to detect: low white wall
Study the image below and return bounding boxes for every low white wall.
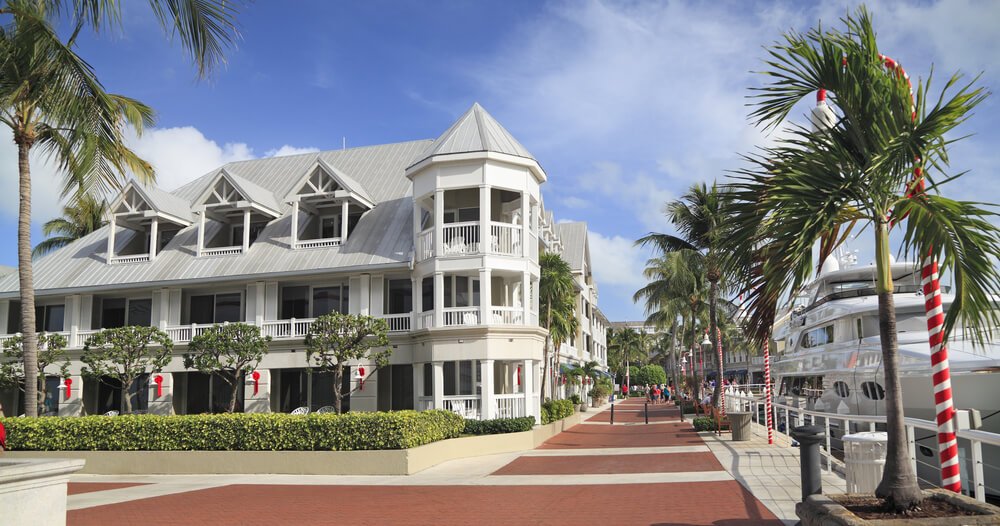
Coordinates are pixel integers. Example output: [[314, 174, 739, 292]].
[[0, 458, 85, 526]]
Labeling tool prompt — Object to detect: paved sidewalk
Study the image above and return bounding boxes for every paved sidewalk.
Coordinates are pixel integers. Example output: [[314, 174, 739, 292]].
[[65, 400, 798, 525]]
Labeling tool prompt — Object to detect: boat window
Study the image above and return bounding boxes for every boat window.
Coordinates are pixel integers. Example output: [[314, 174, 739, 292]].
[[856, 318, 863, 340], [833, 381, 850, 398], [861, 381, 885, 400], [801, 325, 834, 348]]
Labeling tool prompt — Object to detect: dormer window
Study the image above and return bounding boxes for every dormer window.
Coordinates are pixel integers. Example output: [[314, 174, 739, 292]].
[[106, 182, 193, 264], [193, 169, 282, 257], [287, 159, 373, 250]]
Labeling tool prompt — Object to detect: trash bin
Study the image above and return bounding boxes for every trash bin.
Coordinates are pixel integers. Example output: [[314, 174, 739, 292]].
[[729, 412, 752, 441], [843, 431, 887, 493]]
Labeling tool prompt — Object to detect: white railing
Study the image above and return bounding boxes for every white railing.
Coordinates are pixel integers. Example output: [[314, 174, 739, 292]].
[[442, 222, 479, 256], [109, 254, 151, 264], [295, 238, 341, 249], [416, 228, 434, 261], [417, 311, 434, 330], [494, 393, 527, 419], [489, 222, 521, 256], [725, 389, 1000, 502], [165, 324, 215, 343], [259, 318, 316, 339], [490, 306, 523, 325], [444, 395, 480, 419], [74, 329, 98, 347], [443, 307, 479, 327], [379, 313, 411, 332], [201, 246, 243, 257]]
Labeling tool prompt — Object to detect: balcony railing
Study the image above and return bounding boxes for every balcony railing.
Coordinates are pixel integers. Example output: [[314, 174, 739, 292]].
[[490, 306, 523, 325], [201, 246, 243, 257], [417, 223, 530, 262], [444, 395, 480, 419], [295, 237, 341, 249], [380, 313, 411, 332], [443, 307, 479, 327], [416, 228, 434, 261], [442, 222, 479, 256], [489, 222, 521, 257], [109, 254, 151, 265], [494, 393, 527, 419]]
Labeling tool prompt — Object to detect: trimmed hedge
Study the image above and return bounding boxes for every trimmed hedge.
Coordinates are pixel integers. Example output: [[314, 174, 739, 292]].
[[692, 416, 715, 432], [463, 416, 535, 435], [0, 410, 464, 451], [540, 399, 575, 425]]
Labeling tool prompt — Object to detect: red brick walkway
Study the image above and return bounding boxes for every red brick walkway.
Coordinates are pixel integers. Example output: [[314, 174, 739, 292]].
[[67, 401, 782, 525]]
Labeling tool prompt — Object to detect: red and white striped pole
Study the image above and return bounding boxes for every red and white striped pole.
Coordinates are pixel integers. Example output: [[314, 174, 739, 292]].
[[717, 326, 725, 415], [765, 348, 775, 444]]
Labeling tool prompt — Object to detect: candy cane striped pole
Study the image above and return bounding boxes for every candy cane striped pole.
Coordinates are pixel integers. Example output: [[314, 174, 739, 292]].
[[717, 326, 725, 415], [764, 339, 774, 444]]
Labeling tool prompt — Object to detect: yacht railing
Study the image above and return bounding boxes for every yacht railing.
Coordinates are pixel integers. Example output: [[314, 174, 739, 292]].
[[725, 389, 1000, 502]]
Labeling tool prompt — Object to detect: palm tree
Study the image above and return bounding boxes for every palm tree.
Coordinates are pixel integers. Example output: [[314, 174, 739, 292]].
[[727, 7, 1000, 510], [607, 327, 645, 391], [2, 0, 239, 417], [638, 182, 729, 407], [539, 252, 577, 400], [33, 192, 107, 257]]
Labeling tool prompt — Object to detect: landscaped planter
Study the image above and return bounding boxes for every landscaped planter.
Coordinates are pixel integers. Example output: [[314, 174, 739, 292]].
[[797, 489, 1000, 525]]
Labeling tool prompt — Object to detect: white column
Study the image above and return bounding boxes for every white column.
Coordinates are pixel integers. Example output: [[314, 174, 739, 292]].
[[197, 211, 205, 257], [254, 282, 265, 326], [522, 271, 531, 326], [523, 359, 536, 421], [433, 189, 444, 257], [0, 300, 8, 334], [370, 275, 384, 316], [242, 209, 251, 251], [411, 276, 420, 329], [158, 288, 170, 330], [341, 200, 349, 240], [432, 361, 444, 410], [413, 196, 422, 238], [359, 274, 371, 316], [480, 359, 495, 420], [58, 374, 83, 417], [480, 185, 490, 254], [413, 363, 425, 410], [291, 200, 299, 248], [433, 271, 444, 328], [244, 369, 271, 413], [520, 192, 529, 257], [66, 295, 80, 346], [80, 294, 93, 331], [479, 268, 492, 324], [264, 282, 279, 320], [147, 372, 174, 415], [107, 215, 117, 263], [149, 217, 159, 259]]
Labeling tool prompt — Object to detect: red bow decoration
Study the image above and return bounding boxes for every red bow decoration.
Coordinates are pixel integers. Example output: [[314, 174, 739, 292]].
[[154, 375, 163, 398], [517, 366, 522, 386], [251, 371, 260, 396], [64, 377, 72, 400], [358, 366, 366, 391]]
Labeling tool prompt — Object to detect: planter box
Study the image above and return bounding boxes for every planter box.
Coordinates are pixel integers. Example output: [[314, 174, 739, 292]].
[[0, 458, 85, 526], [797, 489, 1000, 525]]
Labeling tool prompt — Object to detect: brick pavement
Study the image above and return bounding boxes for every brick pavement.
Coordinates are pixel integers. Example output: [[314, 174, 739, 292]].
[[66, 401, 784, 525]]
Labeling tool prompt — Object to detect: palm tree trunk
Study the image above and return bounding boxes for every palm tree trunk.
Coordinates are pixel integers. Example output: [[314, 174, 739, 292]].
[[17, 140, 39, 418], [689, 308, 699, 402], [873, 222, 922, 509], [554, 338, 562, 400], [709, 276, 721, 407]]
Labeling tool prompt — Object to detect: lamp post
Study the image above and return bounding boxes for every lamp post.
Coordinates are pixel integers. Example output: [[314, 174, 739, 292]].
[[700, 331, 711, 400]]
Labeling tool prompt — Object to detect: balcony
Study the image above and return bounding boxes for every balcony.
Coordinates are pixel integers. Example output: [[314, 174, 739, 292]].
[[415, 221, 525, 262]]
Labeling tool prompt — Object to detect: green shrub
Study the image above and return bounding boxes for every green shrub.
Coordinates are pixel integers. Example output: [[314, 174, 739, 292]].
[[0, 410, 464, 451], [568, 394, 582, 405], [463, 416, 535, 435], [540, 399, 575, 425], [692, 416, 716, 432]]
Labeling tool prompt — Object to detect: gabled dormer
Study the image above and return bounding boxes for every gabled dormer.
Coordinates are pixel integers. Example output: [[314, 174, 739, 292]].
[[193, 169, 282, 257], [106, 182, 193, 264], [286, 159, 373, 249]]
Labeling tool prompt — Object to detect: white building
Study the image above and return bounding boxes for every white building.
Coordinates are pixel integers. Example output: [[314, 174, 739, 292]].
[[0, 104, 607, 420]]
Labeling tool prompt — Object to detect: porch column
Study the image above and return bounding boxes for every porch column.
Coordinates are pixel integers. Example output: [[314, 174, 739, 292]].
[[244, 368, 271, 413], [433, 271, 444, 328], [480, 359, 495, 420], [520, 191, 529, 257], [158, 288, 170, 330], [242, 209, 251, 251], [291, 200, 299, 248], [413, 363, 425, 410], [523, 359, 536, 421], [67, 294, 80, 347], [341, 199, 350, 240], [106, 215, 117, 263], [411, 276, 420, 329], [433, 189, 444, 257], [359, 274, 371, 316], [480, 185, 490, 254], [521, 271, 531, 325], [149, 217, 159, 259], [58, 374, 83, 417], [479, 268, 492, 324], [147, 372, 174, 415], [432, 361, 444, 410], [197, 210, 205, 257]]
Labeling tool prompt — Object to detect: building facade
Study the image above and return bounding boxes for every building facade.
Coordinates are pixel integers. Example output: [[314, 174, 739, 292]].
[[0, 104, 607, 420]]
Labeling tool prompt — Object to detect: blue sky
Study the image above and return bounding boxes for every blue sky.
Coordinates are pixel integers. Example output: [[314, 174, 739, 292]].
[[0, 0, 997, 322]]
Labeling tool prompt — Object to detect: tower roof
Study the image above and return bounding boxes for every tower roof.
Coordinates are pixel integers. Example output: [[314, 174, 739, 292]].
[[410, 103, 534, 168]]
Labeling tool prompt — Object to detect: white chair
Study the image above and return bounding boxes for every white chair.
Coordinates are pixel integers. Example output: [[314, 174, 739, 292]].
[[462, 312, 478, 325], [315, 406, 336, 414], [290, 406, 310, 415], [103, 410, 119, 416]]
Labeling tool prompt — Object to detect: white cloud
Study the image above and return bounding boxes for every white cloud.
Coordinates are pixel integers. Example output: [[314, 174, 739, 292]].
[[559, 196, 589, 209], [0, 127, 68, 222], [588, 230, 646, 290], [265, 145, 320, 158], [577, 161, 673, 232]]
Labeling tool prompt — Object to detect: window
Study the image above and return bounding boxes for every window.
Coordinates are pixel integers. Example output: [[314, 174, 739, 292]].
[[833, 381, 850, 398], [158, 229, 179, 251], [189, 293, 241, 324], [281, 287, 310, 319], [34, 305, 64, 333], [313, 285, 348, 316], [422, 277, 433, 312], [231, 222, 268, 246], [102, 298, 127, 329], [128, 299, 152, 327], [861, 381, 885, 400], [444, 208, 478, 223], [802, 325, 834, 348], [101, 298, 152, 328], [384, 280, 412, 314], [320, 215, 340, 239]]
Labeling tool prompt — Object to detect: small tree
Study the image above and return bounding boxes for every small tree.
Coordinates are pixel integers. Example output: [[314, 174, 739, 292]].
[[184, 323, 271, 413], [82, 326, 173, 413], [305, 313, 390, 414], [0, 333, 69, 410]]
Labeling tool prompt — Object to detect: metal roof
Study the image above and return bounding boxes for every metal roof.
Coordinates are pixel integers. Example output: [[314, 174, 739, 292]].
[[409, 103, 534, 168], [0, 140, 431, 296], [139, 183, 195, 223], [554, 222, 589, 272], [0, 265, 14, 276]]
